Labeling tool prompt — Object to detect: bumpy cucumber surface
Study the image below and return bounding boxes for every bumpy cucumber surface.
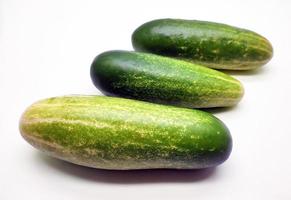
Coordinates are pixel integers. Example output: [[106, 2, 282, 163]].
[[132, 19, 273, 70], [20, 95, 232, 170], [90, 50, 244, 108]]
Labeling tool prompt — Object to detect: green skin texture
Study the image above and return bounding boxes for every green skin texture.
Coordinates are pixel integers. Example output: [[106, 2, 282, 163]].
[[90, 50, 244, 108], [132, 19, 273, 70], [20, 95, 232, 170]]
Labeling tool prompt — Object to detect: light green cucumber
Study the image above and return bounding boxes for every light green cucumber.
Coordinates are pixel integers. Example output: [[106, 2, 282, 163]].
[[20, 95, 232, 170]]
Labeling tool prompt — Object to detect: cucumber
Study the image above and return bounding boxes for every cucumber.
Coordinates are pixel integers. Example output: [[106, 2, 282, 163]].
[[132, 19, 273, 70], [19, 95, 232, 170], [90, 50, 244, 108]]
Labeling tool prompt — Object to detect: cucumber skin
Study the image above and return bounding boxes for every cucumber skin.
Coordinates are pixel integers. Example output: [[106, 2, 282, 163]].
[[132, 19, 273, 70], [19, 95, 232, 170], [90, 50, 244, 108]]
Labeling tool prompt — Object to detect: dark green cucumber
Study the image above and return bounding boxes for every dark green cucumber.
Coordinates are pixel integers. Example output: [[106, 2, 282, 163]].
[[19, 95, 232, 170], [90, 50, 244, 108], [132, 19, 273, 70]]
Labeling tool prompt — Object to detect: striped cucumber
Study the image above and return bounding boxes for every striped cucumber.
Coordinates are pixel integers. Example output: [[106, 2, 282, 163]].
[[90, 50, 244, 108], [132, 19, 273, 70], [19, 95, 232, 170]]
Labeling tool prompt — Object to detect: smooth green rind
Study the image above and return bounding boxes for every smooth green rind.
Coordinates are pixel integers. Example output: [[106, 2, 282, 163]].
[[20, 95, 232, 170], [90, 50, 244, 108], [132, 19, 273, 70]]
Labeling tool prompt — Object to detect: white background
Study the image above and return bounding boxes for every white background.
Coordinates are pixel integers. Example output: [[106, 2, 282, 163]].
[[1, 0, 291, 199]]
